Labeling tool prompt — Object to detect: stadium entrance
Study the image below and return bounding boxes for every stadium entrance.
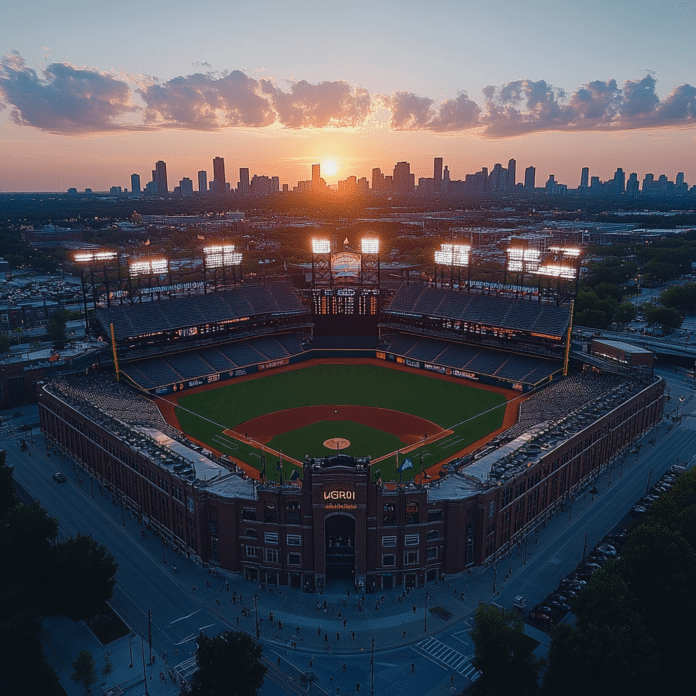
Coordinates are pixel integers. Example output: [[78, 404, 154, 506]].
[[325, 515, 355, 580]]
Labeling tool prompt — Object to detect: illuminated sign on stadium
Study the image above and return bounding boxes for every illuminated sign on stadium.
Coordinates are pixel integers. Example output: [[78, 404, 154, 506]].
[[323, 489, 357, 510]]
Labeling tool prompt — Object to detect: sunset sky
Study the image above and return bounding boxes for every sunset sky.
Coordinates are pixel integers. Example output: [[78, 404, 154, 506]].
[[2, 0, 696, 193]]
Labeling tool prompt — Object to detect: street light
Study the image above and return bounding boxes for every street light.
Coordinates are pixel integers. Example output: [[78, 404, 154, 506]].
[[370, 634, 375, 696], [254, 594, 260, 638]]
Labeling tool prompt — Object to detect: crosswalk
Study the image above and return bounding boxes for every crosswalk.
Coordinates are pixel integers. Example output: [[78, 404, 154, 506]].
[[415, 636, 481, 682]]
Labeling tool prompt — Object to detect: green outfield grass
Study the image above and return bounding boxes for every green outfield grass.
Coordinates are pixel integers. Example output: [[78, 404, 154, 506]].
[[174, 363, 507, 481]]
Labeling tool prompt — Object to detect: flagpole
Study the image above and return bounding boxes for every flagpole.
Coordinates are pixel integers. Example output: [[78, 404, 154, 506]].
[[397, 449, 401, 483]]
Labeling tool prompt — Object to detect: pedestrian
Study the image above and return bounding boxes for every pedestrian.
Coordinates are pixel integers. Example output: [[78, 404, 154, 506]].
[[173, 565, 177, 574], [215, 598, 220, 606], [450, 676, 454, 686], [318, 627, 322, 636], [411, 663, 415, 673], [351, 630, 355, 640], [343, 618, 347, 628], [296, 626, 300, 635], [337, 687, 340, 695], [277, 657, 281, 667], [324, 633, 329, 643], [375, 603, 379, 611], [412, 606, 416, 614], [403, 629, 406, 639], [309, 659, 313, 668], [192, 586, 196, 592], [336, 631, 340, 641], [343, 663, 347, 672], [356, 683, 361, 693]]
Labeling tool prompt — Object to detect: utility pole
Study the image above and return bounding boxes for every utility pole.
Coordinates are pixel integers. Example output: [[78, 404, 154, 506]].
[[370, 635, 375, 696]]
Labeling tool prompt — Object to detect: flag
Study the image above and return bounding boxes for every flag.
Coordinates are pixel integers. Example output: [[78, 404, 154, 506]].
[[143, 238, 150, 246], [290, 470, 301, 481], [398, 457, 414, 473]]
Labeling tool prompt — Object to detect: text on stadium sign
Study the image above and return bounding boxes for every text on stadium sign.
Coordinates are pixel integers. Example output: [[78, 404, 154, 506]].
[[323, 490, 355, 500]]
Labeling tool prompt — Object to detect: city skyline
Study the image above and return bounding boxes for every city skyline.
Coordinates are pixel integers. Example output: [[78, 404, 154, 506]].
[[1, 1, 696, 192]]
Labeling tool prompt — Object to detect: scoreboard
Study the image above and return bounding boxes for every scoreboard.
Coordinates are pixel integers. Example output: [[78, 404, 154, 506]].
[[307, 288, 381, 336]]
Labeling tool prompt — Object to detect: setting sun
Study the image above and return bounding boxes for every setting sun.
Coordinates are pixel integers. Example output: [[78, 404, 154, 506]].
[[322, 159, 339, 177]]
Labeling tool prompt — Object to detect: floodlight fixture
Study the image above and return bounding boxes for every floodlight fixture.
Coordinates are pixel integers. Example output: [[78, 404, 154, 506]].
[[74, 250, 118, 264], [549, 246, 582, 258], [536, 262, 577, 280], [204, 244, 242, 268], [506, 245, 540, 273], [312, 238, 331, 254], [361, 237, 380, 254], [434, 243, 471, 267], [129, 258, 169, 277]]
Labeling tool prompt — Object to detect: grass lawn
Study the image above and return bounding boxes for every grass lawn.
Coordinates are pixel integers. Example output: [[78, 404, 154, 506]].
[[174, 363, 507, 481]]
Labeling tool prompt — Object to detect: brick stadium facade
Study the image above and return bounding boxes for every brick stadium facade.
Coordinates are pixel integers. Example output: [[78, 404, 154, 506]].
[[38, 369, 663, 590]]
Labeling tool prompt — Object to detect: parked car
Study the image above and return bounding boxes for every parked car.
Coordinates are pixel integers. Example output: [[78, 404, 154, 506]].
[[595, 544, 617, 556], [53, 472, 66, 483]]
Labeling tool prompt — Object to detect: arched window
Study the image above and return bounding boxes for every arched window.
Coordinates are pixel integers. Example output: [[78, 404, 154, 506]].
[[245, 529, 258, 539]]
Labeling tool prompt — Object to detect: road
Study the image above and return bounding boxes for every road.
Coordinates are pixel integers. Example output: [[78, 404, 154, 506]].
[[3, 364, 694, 695]]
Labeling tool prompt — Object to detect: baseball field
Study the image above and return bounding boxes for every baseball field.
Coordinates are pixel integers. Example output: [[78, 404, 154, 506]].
[[166, 361, 512, 482]]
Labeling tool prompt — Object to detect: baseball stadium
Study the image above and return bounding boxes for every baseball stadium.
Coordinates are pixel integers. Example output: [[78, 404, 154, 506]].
[[38, 238, 663, 590]]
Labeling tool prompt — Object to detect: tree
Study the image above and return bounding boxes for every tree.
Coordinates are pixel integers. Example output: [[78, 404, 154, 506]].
[[47, 309, 69, 350], [187, 630, 267, 696], [0, 451, 19, 515], [0, 333, 10, 354], [71, 649, 96, 693], [52, 533, 118, 619], [614, 301, 637, 326], [575, 309, 608, 329], [469, 604, 542, 695], [643, 304, 683, 331]]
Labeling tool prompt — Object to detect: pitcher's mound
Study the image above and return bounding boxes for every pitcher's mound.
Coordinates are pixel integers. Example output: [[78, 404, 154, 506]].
[[323, 438, 351, 450]]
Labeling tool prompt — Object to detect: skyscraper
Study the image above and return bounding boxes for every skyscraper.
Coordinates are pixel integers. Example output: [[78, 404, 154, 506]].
[[524, 166, 536, 191], [393, 162, 414, 194], [180, 177, 194, 197], [130, 173, 141, 195], [155, 161, 168, 194], [371, 168, 384, 192], [433, 157, 443, 193], [613, 168, 625, 195], [580, 167, 589, 190], [507, 159, 516, 192], [312, 164, 321, 190], [238, 168, 250, 195], [198, 170, 207, 194], [213, 157, 226, 194]]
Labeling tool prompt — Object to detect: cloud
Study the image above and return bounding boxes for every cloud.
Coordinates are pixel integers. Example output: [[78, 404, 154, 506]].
[[139, 70, 275, 130], [261, 79, 371, 128], [1, 52, 695, 138], [0, 51, 136, 134], [383, 90, 480, 131]]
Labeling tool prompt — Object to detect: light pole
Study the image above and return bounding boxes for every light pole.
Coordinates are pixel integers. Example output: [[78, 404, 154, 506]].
[[370, 634, 375, 696], [424, 591, 429, 632], [254, 594, 260, 638]]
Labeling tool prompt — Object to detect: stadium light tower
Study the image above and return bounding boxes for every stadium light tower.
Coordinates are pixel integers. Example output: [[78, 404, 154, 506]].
[[434, 242, 471, 290], [311, 238, 332, 287], [361, 237, 380, 286], [73, 249, 120, 326], [504, 242, 540, 296], [128, 257, 171, 302], [535, 246, 583, 304], [202, 244, 243, 292]]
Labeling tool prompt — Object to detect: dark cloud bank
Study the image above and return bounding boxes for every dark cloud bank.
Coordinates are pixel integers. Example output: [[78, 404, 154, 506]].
[[1, 51, 695, 137]]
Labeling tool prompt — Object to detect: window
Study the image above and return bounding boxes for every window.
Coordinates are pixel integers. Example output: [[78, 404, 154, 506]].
[[426, 529, 439, 541], [382, 554, 396, 567], [286, 535, 301, 546], [426, 547, 438, 559], [286, 500, 301, 524], [264, 501, 277, 523], [244, 529, 258, 539], [382, 536, 397, 548], [405, 534, 419, 546], [242, 508, 256, 521], [246, 546, 258, 558], [406, 502, 419, 525], [264, 532, 278, 544], [404, 551, 419, 565], [383, 502, 396, 526], [427, 509, 442, 522], [288, 553, 301, 566], [264, 548, 278, 563]]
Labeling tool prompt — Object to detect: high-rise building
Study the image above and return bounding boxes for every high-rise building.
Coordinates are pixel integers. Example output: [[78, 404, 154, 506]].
[[442, 166, 450, 194], [155, 161, 168, 195], [198, 170, 207, 194], [613, 168, 625, 195], [371, 168, 384, 192], [312, 164, 321, 190], [130, 173, 141, 195], [433, 157, 443, 193], [524, 166, 536, 191], [580, 167, 589, 190], [238, 168, 250, 195], [626, 173, 639, 195], [507, 159, 516, 192], [213, 157, 226, 194], [180, 178, 194, 197], [393, 162, 414, 194]]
